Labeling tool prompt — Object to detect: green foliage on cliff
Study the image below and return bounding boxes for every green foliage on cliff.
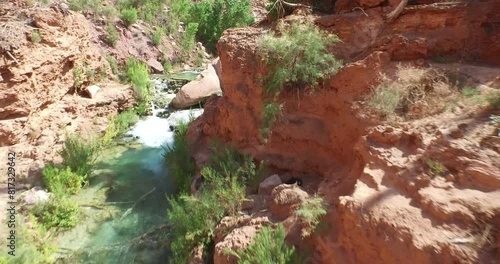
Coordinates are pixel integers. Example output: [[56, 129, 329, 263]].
[[43, 165, 86, 196], [167, 143, 263, 263], [258, 21, 342, 96], [181, 22, 199, 57], [167, 165, 247, 263], [260, 100, 283, 140], [60, 133, 98, 177], [163, 120, 195, 193], [296, 196, 327, 237], [103, 110, 139, 145], [126, 58, 150, 102], [31, 197, 80, 230], [120, 8, 138, 27], [169, 0, 254, 52], [226, 224, 298, 264]]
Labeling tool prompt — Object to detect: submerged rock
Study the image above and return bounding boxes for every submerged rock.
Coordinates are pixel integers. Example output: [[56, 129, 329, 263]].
[[171, 65, 221, 108]]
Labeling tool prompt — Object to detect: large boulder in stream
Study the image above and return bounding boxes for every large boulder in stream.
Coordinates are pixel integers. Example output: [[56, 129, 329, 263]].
[[171, 65, 221, 108]]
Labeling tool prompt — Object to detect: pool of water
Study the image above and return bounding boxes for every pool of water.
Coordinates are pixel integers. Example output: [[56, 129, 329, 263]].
[[53, 109, 203, 263]]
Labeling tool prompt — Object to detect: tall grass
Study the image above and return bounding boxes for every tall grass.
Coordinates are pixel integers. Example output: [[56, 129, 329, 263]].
[[126, 58, 150, 102], [103, 110, 138, 145], [60, 133, 98, 177], [163, 120, 195, 193], [226, 224, 298, 264]]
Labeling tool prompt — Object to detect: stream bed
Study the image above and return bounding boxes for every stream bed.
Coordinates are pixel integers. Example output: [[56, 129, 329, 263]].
[[52, 99, 203, 262]]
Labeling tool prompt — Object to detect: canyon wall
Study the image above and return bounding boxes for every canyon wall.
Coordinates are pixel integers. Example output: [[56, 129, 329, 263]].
[[189, 1, 500, 263]]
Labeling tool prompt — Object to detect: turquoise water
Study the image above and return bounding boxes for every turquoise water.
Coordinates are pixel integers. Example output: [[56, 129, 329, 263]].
[[56, 145, 174, 263]]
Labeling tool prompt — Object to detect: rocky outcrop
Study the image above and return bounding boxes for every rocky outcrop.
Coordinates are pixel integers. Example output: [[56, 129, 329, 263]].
[[188, 2, 500, 263], [0, 5, 134, 180], [172, 64, 222, 108]]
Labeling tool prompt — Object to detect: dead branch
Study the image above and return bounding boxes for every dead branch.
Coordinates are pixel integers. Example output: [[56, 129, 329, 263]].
[[386, 0, 408, 22], [5, 50, 19, 64], [119, 187, 156, 222]]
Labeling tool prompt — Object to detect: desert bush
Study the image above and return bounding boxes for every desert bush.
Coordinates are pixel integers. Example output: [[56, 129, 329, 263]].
[[30, 197, 80, 230], [260, 101, 283, 139], [425, 158, 446, 177], [227, 224, 297, 264], [167, 161, 248, 264], [258, 21, 342, 96], [208, 141, 265, 189], [461, 87, 480, 98], [181, 22, 198, 57], [72, 67, 84, 92], [163, 120, 195, 193], [106, 24, 119, 47], [31, 29, 41, 43], [188, 0, 254, 52], [369, 82, 401, 117], [296, 196, 327, 237], [369, 66, 453, 118], [120, 8, 138, 27], [0, 215, 57, 263], [152, 26, 165, 46], [103, 110, 138, 145], [106, 55, 119, 75], [42, 165, 86, 196], [101, 6, 116, 20], [126, 57, 150, 102], [487, 91, 500, 109], [60, 133, 98, 177]]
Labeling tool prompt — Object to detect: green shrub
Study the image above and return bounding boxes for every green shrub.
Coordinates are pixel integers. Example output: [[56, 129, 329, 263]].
[[31, 197, 80, 230], [60, 133, 98, 177], [296, 196, 327, 237], [126, 57, 150, 102], [0, 215, 57, 263], [152, 26, 165, 46], [106, 55, 119, 75], [208, 141, 266, 190], [103, 110, 138, 145], [106, 24, 120, 47], [42, 165, 85, 196], [72, 67, 83, 92], [425, 158, 446, 177], [369, 82, 400, 117], [167, 157, 248, 264], [101, 6, 116, 20], [68, 0, 88, 11], [120, 8, 138, 27], [260, 101, 283, 139], [487, 91, 500, 109], [181, 22, 198, 57], [189, 0, 254, 52], [134, 101, 149, 116], [461, 87, 480, 97], [258, 21, 342, 96], [31, 29, 41, 43], [227, 224, 297, 264], [163, 120, 195, 193]]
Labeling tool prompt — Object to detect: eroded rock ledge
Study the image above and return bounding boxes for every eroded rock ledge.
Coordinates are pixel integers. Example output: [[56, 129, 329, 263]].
[[188, 1, 500, 263]]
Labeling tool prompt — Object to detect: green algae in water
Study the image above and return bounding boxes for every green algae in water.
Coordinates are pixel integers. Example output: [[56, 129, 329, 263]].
[[56, 146, 175, 264]]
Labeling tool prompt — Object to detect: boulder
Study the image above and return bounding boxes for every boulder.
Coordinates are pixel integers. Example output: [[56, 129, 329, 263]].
[[85, 85, 100, 98], [171, 65, 222, 108], [269, 184, 309, 221], [146, 58, 164, 73], [212, 57, 223, 89], [19, 187, 52, 208], [258, 174, 282, 195]]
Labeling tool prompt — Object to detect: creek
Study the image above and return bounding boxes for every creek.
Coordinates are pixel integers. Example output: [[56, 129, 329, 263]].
[[52, 73, 202, 263]]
